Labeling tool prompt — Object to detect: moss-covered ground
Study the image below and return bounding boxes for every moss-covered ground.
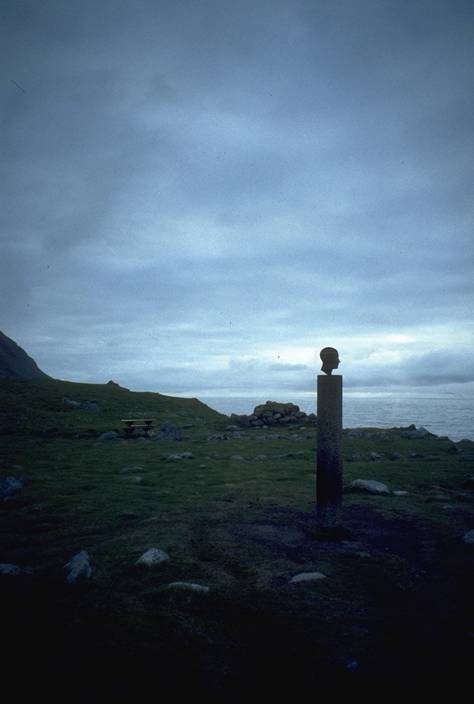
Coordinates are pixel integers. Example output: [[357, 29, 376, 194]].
[[1, 378, 473, 698]]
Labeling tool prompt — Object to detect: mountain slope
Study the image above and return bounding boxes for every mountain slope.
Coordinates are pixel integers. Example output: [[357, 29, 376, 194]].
[[0, 330, 50, 379]]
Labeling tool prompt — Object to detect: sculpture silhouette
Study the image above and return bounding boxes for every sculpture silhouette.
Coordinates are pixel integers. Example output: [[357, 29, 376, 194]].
[[320, 347, 340, 375]]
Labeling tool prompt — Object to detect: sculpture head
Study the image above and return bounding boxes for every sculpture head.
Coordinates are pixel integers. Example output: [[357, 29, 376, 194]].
[[320, 347, 340, 375]]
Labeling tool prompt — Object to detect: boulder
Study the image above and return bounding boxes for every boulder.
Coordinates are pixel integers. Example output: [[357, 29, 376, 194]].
[[463, 530, 474, 544], [349, 479, 390, 495], [166, 452, 193, 461], [64, 550, 92, 584], [155, 423, 182, 441], [98, 431, 120, 441], [400, 426, 433, 439], [136, 548, 170, 566], [230, 401, 316, 428], [0, 475, 24, 500], [164, 581, 209, 593], [289, 572, 327, 584]]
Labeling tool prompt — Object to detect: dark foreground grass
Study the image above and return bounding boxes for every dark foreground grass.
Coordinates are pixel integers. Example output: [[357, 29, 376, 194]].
[[1, 378, 474, 698]]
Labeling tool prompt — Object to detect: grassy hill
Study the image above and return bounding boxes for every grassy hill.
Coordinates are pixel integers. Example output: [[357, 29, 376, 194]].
[[0, 377, 225, 435], [1, 377, 473, 697]]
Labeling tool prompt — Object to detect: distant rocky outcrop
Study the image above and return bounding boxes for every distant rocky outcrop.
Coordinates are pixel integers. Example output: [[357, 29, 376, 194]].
[[230, 401, 316, 428], [0, 330, 50, 380]]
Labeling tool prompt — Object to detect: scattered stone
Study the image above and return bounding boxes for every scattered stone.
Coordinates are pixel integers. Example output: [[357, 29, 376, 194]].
[[393, 490, 409, 496], [98, 431, 120, 441], [389, 452, 404, 461], [207, 433, 228, 441], [0, 475, 24, 500], [80, 400, 100, 412], [463, 530, 474, 544], [164, 581, 209, 593], [369, 452, 384, 461], [63, 397, 81, 409], [155, 423, 182, 441], [120, 465, 143, 473], [129, 475, 144, 484], [400, 426, 433, 439], [230, 402, 316, 428], [225, 425, 240, 431], [0, 563, 22, 576], [136, 548, 170, 566], [254, 454, 268, 461], [230, 455, 245, 461], [64, 550, 92, 584], [349, 479, 390, 495], [289, 572, 327, 584], [166, 452, 193, 461]]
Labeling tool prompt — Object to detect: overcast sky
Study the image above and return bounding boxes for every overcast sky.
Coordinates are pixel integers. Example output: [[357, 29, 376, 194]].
[[1, 0, 473, 397]]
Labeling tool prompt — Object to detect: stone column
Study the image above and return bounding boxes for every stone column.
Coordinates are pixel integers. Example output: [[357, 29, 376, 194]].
[[316, 374, 343, 531]]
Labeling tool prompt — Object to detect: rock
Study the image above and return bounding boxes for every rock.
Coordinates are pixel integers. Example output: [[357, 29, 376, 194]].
[[165, 581, 209, 593], [155, 423, 182, 441], [0, 475, 24, 500], [120, 465, 143, 473], [62, 397, 81, 409], [289, 572, 327, 584], [64, 550, 92, 584], [459, 454, 474, 462], [207, 433, 228, 441], [393, 490, 409, 496], [0, 563, 22, 576], [254, 454, 268, 461], [98, 431, 120, 441], [80, 400, 100, 412], [400, 426, 433, 439], [226, 425, 240, 431], [349, 479, 390, 495], [129, 475, 144, 484], [463, 530, 474, 544], [369, 452, 384, 461], [231, 401, 314, 427], [136, 548, 170, 566], [166, 452, 193, 461], [389, 452, 404, 461], [230, 455, 245, 461]]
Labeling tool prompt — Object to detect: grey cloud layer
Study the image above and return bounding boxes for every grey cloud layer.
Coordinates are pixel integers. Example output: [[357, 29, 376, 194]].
[[1, 1, 473, 393]]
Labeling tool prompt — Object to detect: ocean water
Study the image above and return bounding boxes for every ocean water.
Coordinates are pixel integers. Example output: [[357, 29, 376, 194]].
[[199, 393, 474, 442]]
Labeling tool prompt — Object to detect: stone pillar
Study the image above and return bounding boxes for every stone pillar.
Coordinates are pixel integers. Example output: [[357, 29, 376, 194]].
[[316, 374, 343, 531]]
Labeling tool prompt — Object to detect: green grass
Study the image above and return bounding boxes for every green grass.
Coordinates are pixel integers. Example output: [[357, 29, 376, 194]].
[[1, 378, 473, 696]]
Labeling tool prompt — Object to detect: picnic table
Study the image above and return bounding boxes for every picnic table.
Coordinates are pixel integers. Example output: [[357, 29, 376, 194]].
[[121, 418, 154, 436]]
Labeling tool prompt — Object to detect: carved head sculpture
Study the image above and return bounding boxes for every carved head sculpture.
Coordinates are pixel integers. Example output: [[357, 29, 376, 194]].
[[320, 347, 340, 375]]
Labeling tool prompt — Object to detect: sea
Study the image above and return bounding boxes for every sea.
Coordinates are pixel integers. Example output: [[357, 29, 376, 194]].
[[197, 393, 474, 442]]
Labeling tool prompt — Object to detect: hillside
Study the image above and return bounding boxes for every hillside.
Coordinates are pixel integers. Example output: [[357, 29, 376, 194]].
[[0, 376, 224, 435], [0, 330, 50, 380]]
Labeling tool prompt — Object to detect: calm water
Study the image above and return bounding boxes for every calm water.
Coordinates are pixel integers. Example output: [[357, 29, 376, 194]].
[[199, 394, 474, 442]]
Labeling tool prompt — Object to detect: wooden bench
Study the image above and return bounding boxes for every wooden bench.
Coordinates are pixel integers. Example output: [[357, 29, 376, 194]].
[[121, 419, 154, 437]]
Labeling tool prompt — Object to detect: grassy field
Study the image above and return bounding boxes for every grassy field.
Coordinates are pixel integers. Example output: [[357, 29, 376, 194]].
[[1, 378, 473, 697]]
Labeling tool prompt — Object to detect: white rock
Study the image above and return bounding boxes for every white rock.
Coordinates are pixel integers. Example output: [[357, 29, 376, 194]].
[[65, 550, 92, 584], [230, 455, 245, 461], [350, 479, 390, 495], [166, 452, 193, 461], [165, 581, 209, 593], [289, 572, 327, 584], [393, 490, 409, 496], [463, 530, 474, 544], [136, 548, 170, 566]]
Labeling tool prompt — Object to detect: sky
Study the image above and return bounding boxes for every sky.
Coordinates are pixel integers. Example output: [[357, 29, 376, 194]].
[[1, 0, 473, 397]]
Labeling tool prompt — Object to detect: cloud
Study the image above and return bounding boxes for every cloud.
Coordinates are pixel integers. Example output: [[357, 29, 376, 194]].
[[1, 1, 473, 396]]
